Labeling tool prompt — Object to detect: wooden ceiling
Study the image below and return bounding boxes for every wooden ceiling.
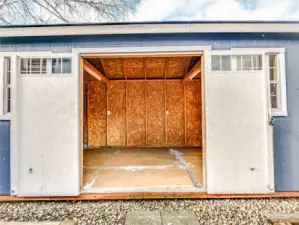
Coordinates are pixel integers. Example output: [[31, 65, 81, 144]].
[[85, 56, 201, 81]]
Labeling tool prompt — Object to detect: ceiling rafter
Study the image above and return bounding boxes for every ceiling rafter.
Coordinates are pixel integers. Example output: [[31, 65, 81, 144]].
[[184, 57, 192, 76], [143, 57, 147, 80], [83, 58, 109, 83], [164, 58, 169, 79], [183, 59, 201, 82], [122, 59, 127, 80]]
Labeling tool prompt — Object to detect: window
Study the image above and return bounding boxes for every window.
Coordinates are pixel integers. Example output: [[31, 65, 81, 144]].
[[20, 57, 72, 75], [267, 52, 287, 116], [21, 58, 47, 74], [52, 58, 72, 74], [211, 54, 262, 71], [3, 57, 11, 114], [269, 54, 279, 109], [236, 55, 262, 71], [211, 55, 231, 71]]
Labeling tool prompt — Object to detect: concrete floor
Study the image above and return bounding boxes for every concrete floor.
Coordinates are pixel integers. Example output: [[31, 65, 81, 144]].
[[82, 147, 203, 192]]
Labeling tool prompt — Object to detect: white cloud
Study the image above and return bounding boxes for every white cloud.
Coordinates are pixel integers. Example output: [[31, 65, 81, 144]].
[[130, 0, 299, 21]]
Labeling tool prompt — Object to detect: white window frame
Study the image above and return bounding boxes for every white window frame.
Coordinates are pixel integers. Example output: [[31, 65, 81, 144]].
[[3, 57, 11, 114], [266, 51, 287, 117], [19, 56, 73, 77], [210, 53, 263, 72]]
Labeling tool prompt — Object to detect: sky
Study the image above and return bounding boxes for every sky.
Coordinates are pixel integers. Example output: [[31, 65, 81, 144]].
[[130, 0, 299, 21]]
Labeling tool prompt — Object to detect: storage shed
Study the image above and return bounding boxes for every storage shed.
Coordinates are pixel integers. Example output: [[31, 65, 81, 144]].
[[0, 21, 299, 200]]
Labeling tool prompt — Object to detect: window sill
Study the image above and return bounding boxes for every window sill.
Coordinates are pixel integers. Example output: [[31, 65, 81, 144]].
[[0, 113, 12, 121], [272, 110, 288, 117]]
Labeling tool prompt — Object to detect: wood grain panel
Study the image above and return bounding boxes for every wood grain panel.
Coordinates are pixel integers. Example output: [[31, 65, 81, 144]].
[[146, 81, 165, 146], [185, 80, 202, 146], [126, 81, 146, 146], [166, 81, 185, 146], [123, 58, 145, 79], [145, 58, 166, 79], [88, 81, 107, 147], [166, 57, 190, 79], [100, 58, 125, 79], [107, 81, 126, 146], [83, 84, 88, 144]]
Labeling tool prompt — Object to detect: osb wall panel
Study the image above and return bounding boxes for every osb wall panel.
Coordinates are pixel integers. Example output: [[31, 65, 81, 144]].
[[166, 57, 190, 79], [107, 81, 126, 146], [185, 80, 202, 146], [126, 81, 146, 146], [146, 81, 165, 146], [123, 58, 145, 79], [145, 58, 166, 79], [88, 81, 107, 147], [166, 81, 185, 146], [83, 83, 88, 144], [100, 58, 125, 79]]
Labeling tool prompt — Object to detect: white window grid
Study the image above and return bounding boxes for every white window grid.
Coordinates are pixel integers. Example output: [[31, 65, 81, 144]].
[[20, 58, 47, 74], [235, 55, 262, 71], [269, 54, 279, 109], [52, 58, 72, 74], [3, 57, 11, 114], [211, 54, 263, 72], [20, 57, 72, 76]]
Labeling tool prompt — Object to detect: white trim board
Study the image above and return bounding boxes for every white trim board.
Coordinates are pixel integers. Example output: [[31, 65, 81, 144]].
[[81, 186, 206, 194], [73, 45, 212, 54], [1, 23, 299, 37]]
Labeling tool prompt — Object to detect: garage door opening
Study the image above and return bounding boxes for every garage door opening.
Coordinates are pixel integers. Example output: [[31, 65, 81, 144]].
[[81, 54, 205, 193]]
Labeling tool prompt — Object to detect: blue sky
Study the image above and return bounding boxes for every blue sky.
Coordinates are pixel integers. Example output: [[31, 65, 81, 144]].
[[130, 0, 299, 21]]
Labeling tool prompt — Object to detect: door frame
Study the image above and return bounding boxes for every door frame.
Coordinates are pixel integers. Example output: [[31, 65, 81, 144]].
[[75, 45, 211, 192]]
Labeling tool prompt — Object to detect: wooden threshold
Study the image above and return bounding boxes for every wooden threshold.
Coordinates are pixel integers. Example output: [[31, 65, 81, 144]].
[[1, 192, 299, 201]]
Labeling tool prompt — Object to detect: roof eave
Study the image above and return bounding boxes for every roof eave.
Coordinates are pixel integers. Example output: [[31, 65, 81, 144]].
[[1, 22, 299, 37]]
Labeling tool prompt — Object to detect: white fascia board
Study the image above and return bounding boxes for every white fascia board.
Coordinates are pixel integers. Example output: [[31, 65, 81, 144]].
[[231, 48, 286, 53], [73, 45, 212, 54], [1, 23, 299, 37]]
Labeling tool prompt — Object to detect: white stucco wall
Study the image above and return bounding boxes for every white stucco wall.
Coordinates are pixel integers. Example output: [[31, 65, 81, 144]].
[[17, 56, 80, 196]]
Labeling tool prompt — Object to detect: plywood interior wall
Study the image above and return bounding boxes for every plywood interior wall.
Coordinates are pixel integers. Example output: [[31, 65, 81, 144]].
[[126, 81, 146, 146], [83, 83, 88, 144], [87, 81, 107, 147], [107, 81, 126, 146], [186, 80, 202, 146], [87, 80, 202, 147], [166, 81, 185, 146], [147, 81, 165, 146]]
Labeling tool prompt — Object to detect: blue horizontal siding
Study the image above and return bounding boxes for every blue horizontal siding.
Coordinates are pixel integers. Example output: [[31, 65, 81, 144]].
[[0, 121, 10, 195], [0, 33, 298, 191]]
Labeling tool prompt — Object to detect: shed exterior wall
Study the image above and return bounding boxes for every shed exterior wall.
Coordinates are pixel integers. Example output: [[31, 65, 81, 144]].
[[0, 33, 298, 192], [0, 121, 10, 195]]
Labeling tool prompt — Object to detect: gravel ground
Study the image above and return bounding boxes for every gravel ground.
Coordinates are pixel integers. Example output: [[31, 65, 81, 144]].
[[0, 198, 299, 225]]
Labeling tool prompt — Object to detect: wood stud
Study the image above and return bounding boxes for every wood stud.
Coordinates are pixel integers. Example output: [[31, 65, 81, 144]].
[[83, 59, 109, 83], [183, 60, 201, 82]]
